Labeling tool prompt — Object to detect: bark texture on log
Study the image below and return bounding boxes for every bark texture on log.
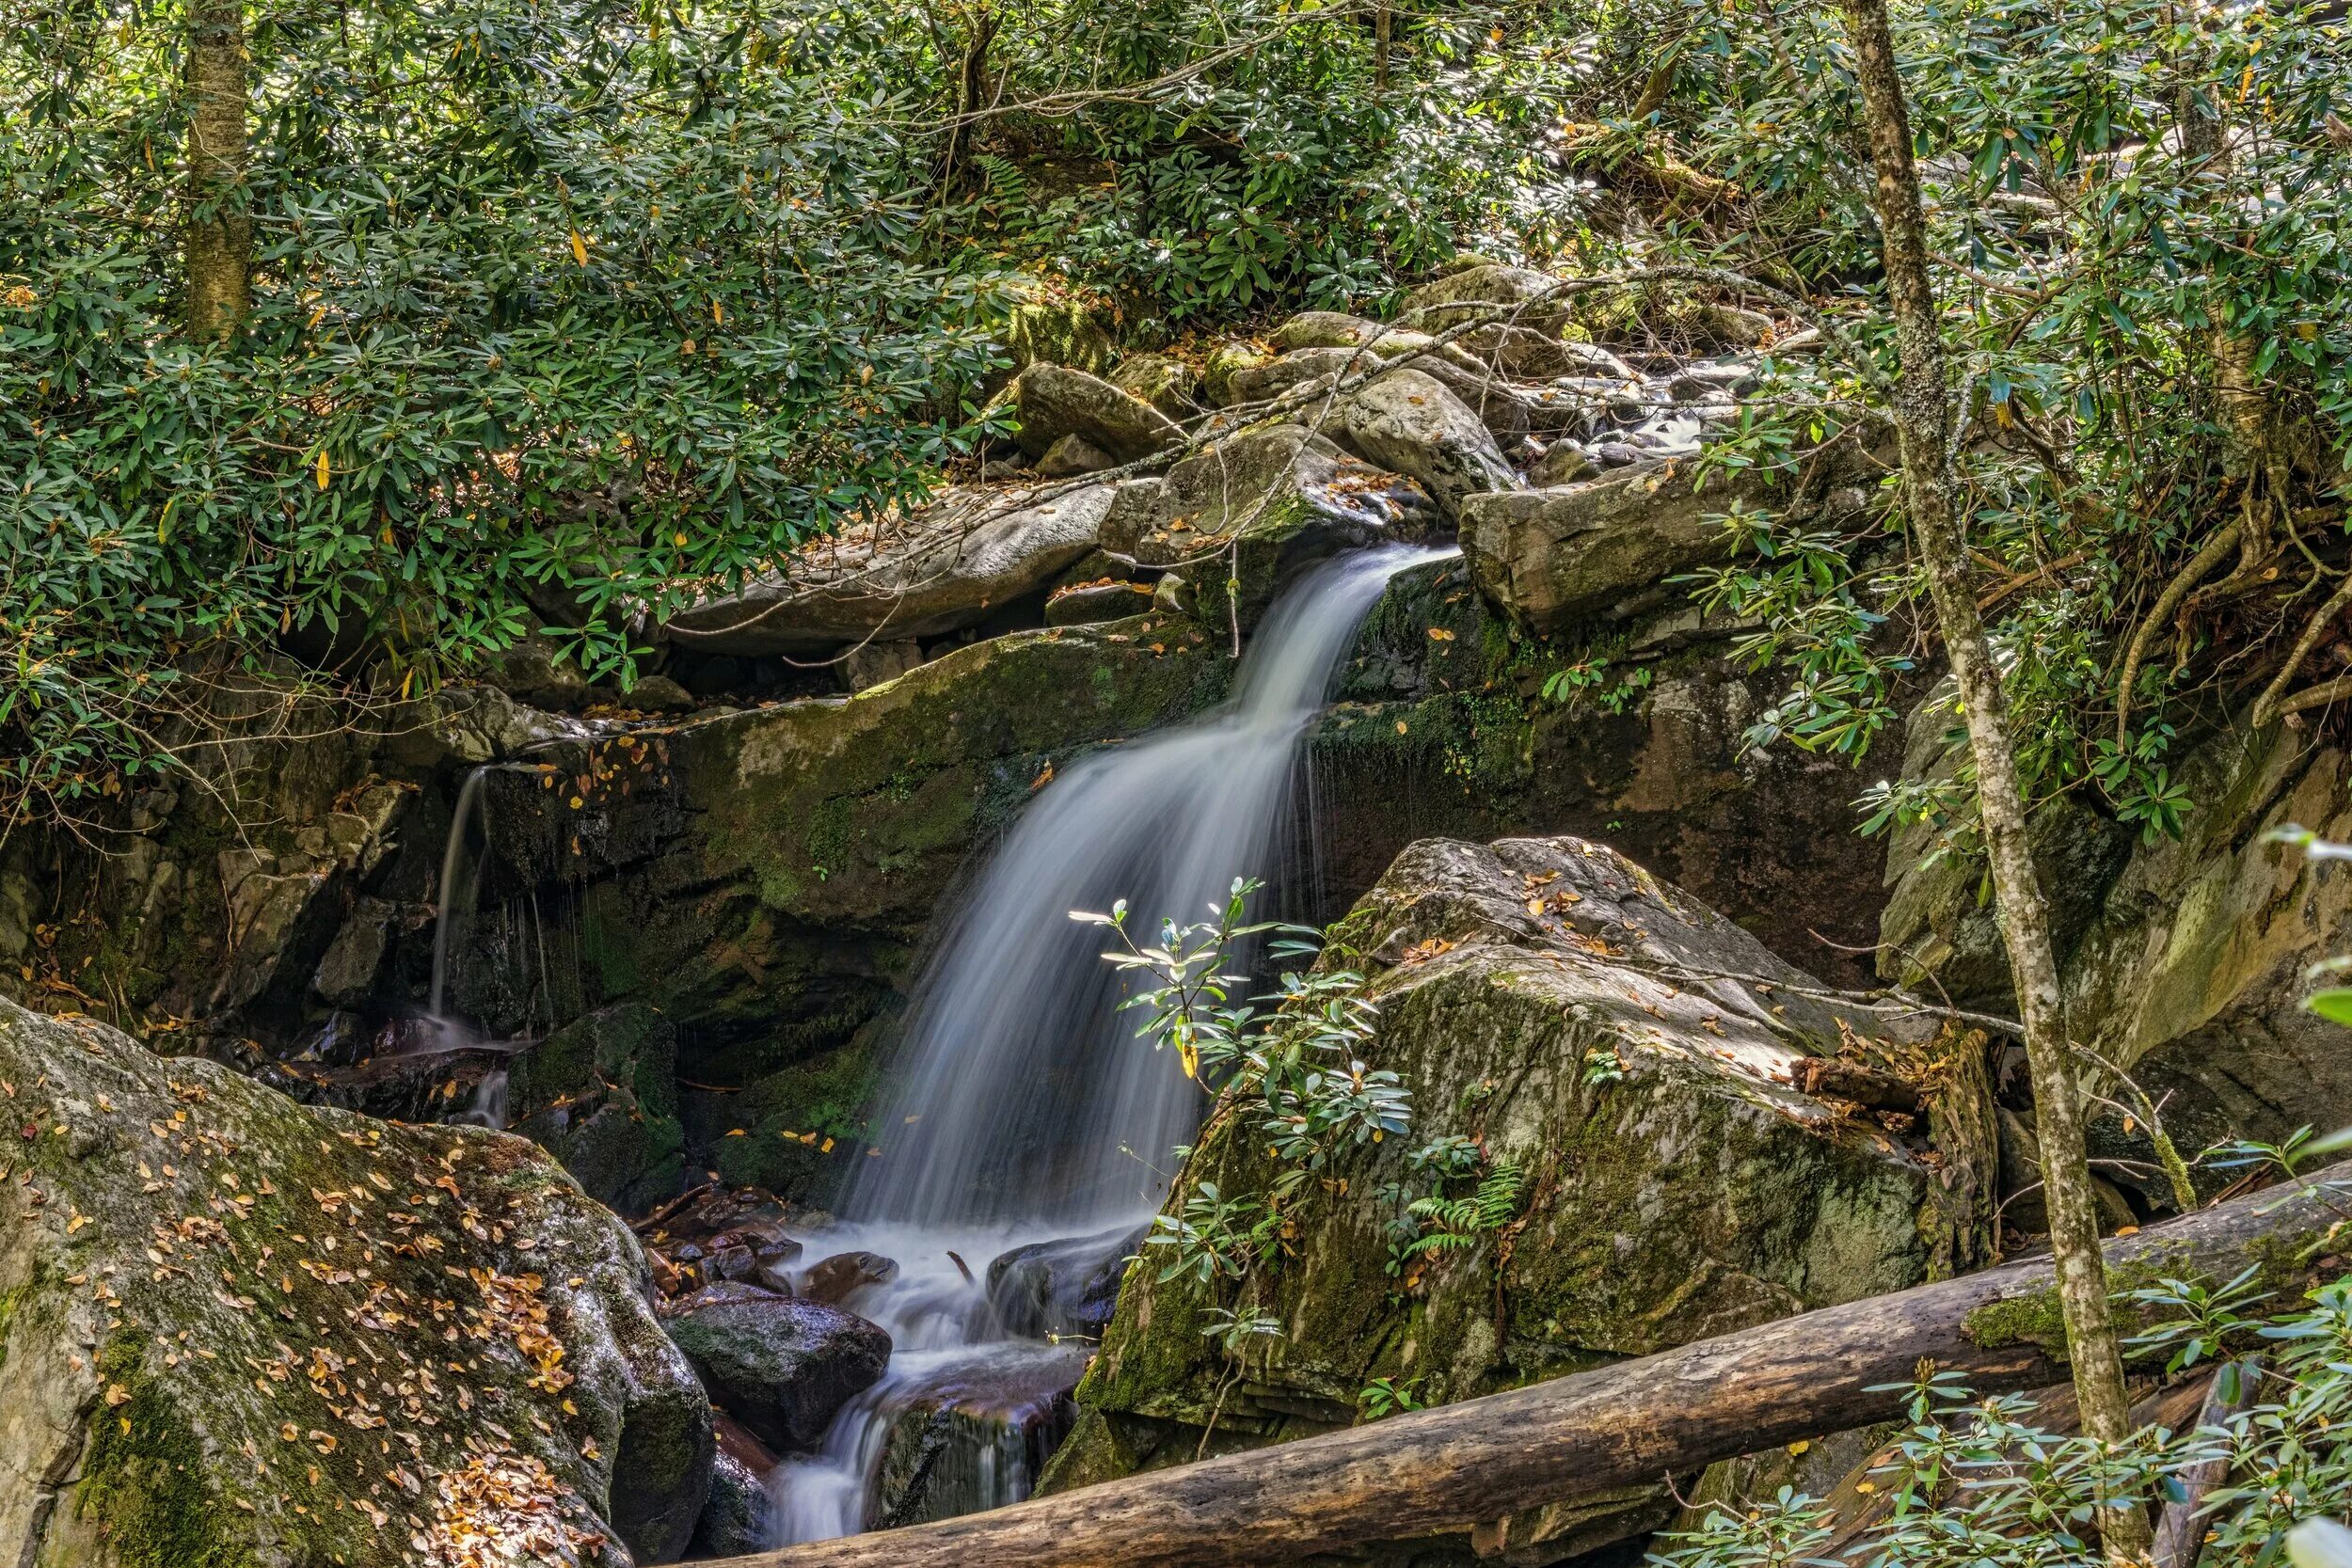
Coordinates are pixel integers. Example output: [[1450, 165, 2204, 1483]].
[[712, 1171, 2351, 1568]]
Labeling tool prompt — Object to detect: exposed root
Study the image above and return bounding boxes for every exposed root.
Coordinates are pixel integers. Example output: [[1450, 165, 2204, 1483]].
[[2251, 575, 2352, 728], [2113, 520, 2241, 746], [2273, 673, 2352, 721]]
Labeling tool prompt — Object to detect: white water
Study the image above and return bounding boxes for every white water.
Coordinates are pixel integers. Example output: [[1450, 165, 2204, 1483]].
[[429, 766, 489, 1022], [771, 543, 1454, 1544]]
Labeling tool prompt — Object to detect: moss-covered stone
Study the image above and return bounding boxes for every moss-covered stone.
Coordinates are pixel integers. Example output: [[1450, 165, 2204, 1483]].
[[1055, 833, 1993, 1564], [0, 999, 710, 1567]]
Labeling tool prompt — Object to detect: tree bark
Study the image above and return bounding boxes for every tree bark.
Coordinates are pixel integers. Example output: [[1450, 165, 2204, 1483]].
[[185, 0, 251, 339], [709, 1171, 2349, 1568], [1831, 1, 2149, 1557]]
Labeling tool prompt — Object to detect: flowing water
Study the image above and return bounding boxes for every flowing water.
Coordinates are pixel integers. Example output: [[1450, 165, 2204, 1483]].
[[770, 542, 1454, 1544]]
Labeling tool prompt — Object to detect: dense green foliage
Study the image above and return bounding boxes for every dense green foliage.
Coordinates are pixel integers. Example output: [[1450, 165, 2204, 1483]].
[[5, 0, 2346, 848]]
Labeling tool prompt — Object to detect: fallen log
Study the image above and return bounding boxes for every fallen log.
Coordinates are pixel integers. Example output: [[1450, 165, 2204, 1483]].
[[717, 1170, 2352, 1568]]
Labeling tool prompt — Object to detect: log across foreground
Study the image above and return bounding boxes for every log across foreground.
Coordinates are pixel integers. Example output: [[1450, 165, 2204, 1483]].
[[716, 1171, 2352, 1568]]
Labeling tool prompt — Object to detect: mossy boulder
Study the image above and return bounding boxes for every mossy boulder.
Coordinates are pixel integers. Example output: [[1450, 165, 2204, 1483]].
[[0, 998, 711, 1567], [1881, 705, 2352, 1212], [1052, 834, 1993, 1560], [1103, 423, 1443, 631]]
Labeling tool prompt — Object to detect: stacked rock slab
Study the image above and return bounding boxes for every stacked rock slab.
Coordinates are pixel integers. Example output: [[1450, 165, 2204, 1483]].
[[1050, 834, 1993, 1565], [0, 998, 712, 1567]]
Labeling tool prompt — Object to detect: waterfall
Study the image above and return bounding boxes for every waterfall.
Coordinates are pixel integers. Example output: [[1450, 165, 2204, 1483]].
[[426, 765, 489, 1037], [769, 542, 1454, 1544]]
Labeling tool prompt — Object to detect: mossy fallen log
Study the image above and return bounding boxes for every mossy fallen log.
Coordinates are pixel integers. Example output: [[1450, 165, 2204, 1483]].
[[713, 1166, 2351, 1568]]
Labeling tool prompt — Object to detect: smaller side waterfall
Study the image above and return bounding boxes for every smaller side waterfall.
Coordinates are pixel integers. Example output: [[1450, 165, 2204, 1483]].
[[426, 765, 490, 1031]]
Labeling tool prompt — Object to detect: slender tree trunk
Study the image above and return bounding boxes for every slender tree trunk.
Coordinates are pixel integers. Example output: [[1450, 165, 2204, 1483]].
[[1374, 2, 1392, 90], [185, 0, 251, 339], [1834, 1, 2151, 1558]]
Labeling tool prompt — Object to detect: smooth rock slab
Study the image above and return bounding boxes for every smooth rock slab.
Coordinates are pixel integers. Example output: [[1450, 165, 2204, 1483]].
[[667, 1297, 893, 1451], [667, 483, 1119, 654], [1009, 363, 1184, 463]]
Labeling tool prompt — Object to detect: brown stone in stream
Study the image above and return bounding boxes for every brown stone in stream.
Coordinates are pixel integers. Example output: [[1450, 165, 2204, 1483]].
[[802, 1249, 900, 1306]]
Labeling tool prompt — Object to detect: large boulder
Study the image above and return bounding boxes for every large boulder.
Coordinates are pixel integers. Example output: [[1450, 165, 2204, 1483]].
[[1328, 368, 1523, 518], [1459, 436, 1888, 632], [666, 483, 1120, 655], [1881, 706, 2352, 1212], [1007, 364, 1184, 464], [1106, 354, 1200, 420], [1393, 262, 1578, 336], [0, 999, 712, 1567], [1269, 311, 1436, 356], [1102, 423, 1440, 628], [1050, 834, 1992, 1560], [665, 1297, 891, 1451]]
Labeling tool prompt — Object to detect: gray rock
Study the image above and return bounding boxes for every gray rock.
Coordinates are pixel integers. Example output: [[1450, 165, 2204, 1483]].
[[1386, 352, 1534, 443], [1201, 341, 1274, 406], [668, 483, 1119, 653], [1036, 432, 1119, 478], [1454, 324, 1636, 381], [1460, 434, 1887, 631], [1393, 262, 1575, 335], [1106, 423, 1442, 630], [1009, 363, 1184, 463], [1328, 369, 1524, 518], [871, 1344, 1091, 1530], [691, 1449, 774, 1558], [801, 1249, 900, 1307], [0, 999, 712, 1567], [310, 894, 396, 1007], [1045, 578, 1156, 626], [1107, 353, 1200, 419], [987, 1223, 1143, 1338], [1526, 441, 1598, 487], [625, 673, 696, 712], [843, 640, 924, 691], [1270, 311, 1436, 356], [666, 1297, 892, 1451], [1227, 346, 1361, 407]]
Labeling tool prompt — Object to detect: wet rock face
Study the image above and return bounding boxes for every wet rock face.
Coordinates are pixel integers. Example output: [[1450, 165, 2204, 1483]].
[[666, 1298, 892, 1452], [0, 998, 710, 1568], [869, 1343, 1092, 1531], [1327, 369, 1524, 519], [1053, 834, 1992, 1557], [985, 1224, 1144, 1340], [691, 1449, 774, 1557]]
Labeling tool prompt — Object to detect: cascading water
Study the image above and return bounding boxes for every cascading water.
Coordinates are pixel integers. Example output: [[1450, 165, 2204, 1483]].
[[770, 542, 1454, 1544], [420, 763, 493, 1054]]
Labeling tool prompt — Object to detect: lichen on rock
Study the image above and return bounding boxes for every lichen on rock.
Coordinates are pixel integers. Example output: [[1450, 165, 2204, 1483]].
[[0, 999, 710, 1567]]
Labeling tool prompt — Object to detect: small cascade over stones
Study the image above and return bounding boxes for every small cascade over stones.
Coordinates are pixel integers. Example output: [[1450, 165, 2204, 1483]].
[[426, 764, 489, 1039], [765, 543, 1454, 1545]]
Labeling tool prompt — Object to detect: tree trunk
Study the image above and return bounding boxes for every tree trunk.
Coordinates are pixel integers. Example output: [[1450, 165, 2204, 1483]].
[[185, 0, 251, 339], [1831, 0, 2149, 1558], [709, 1172, 2347, 1568]]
